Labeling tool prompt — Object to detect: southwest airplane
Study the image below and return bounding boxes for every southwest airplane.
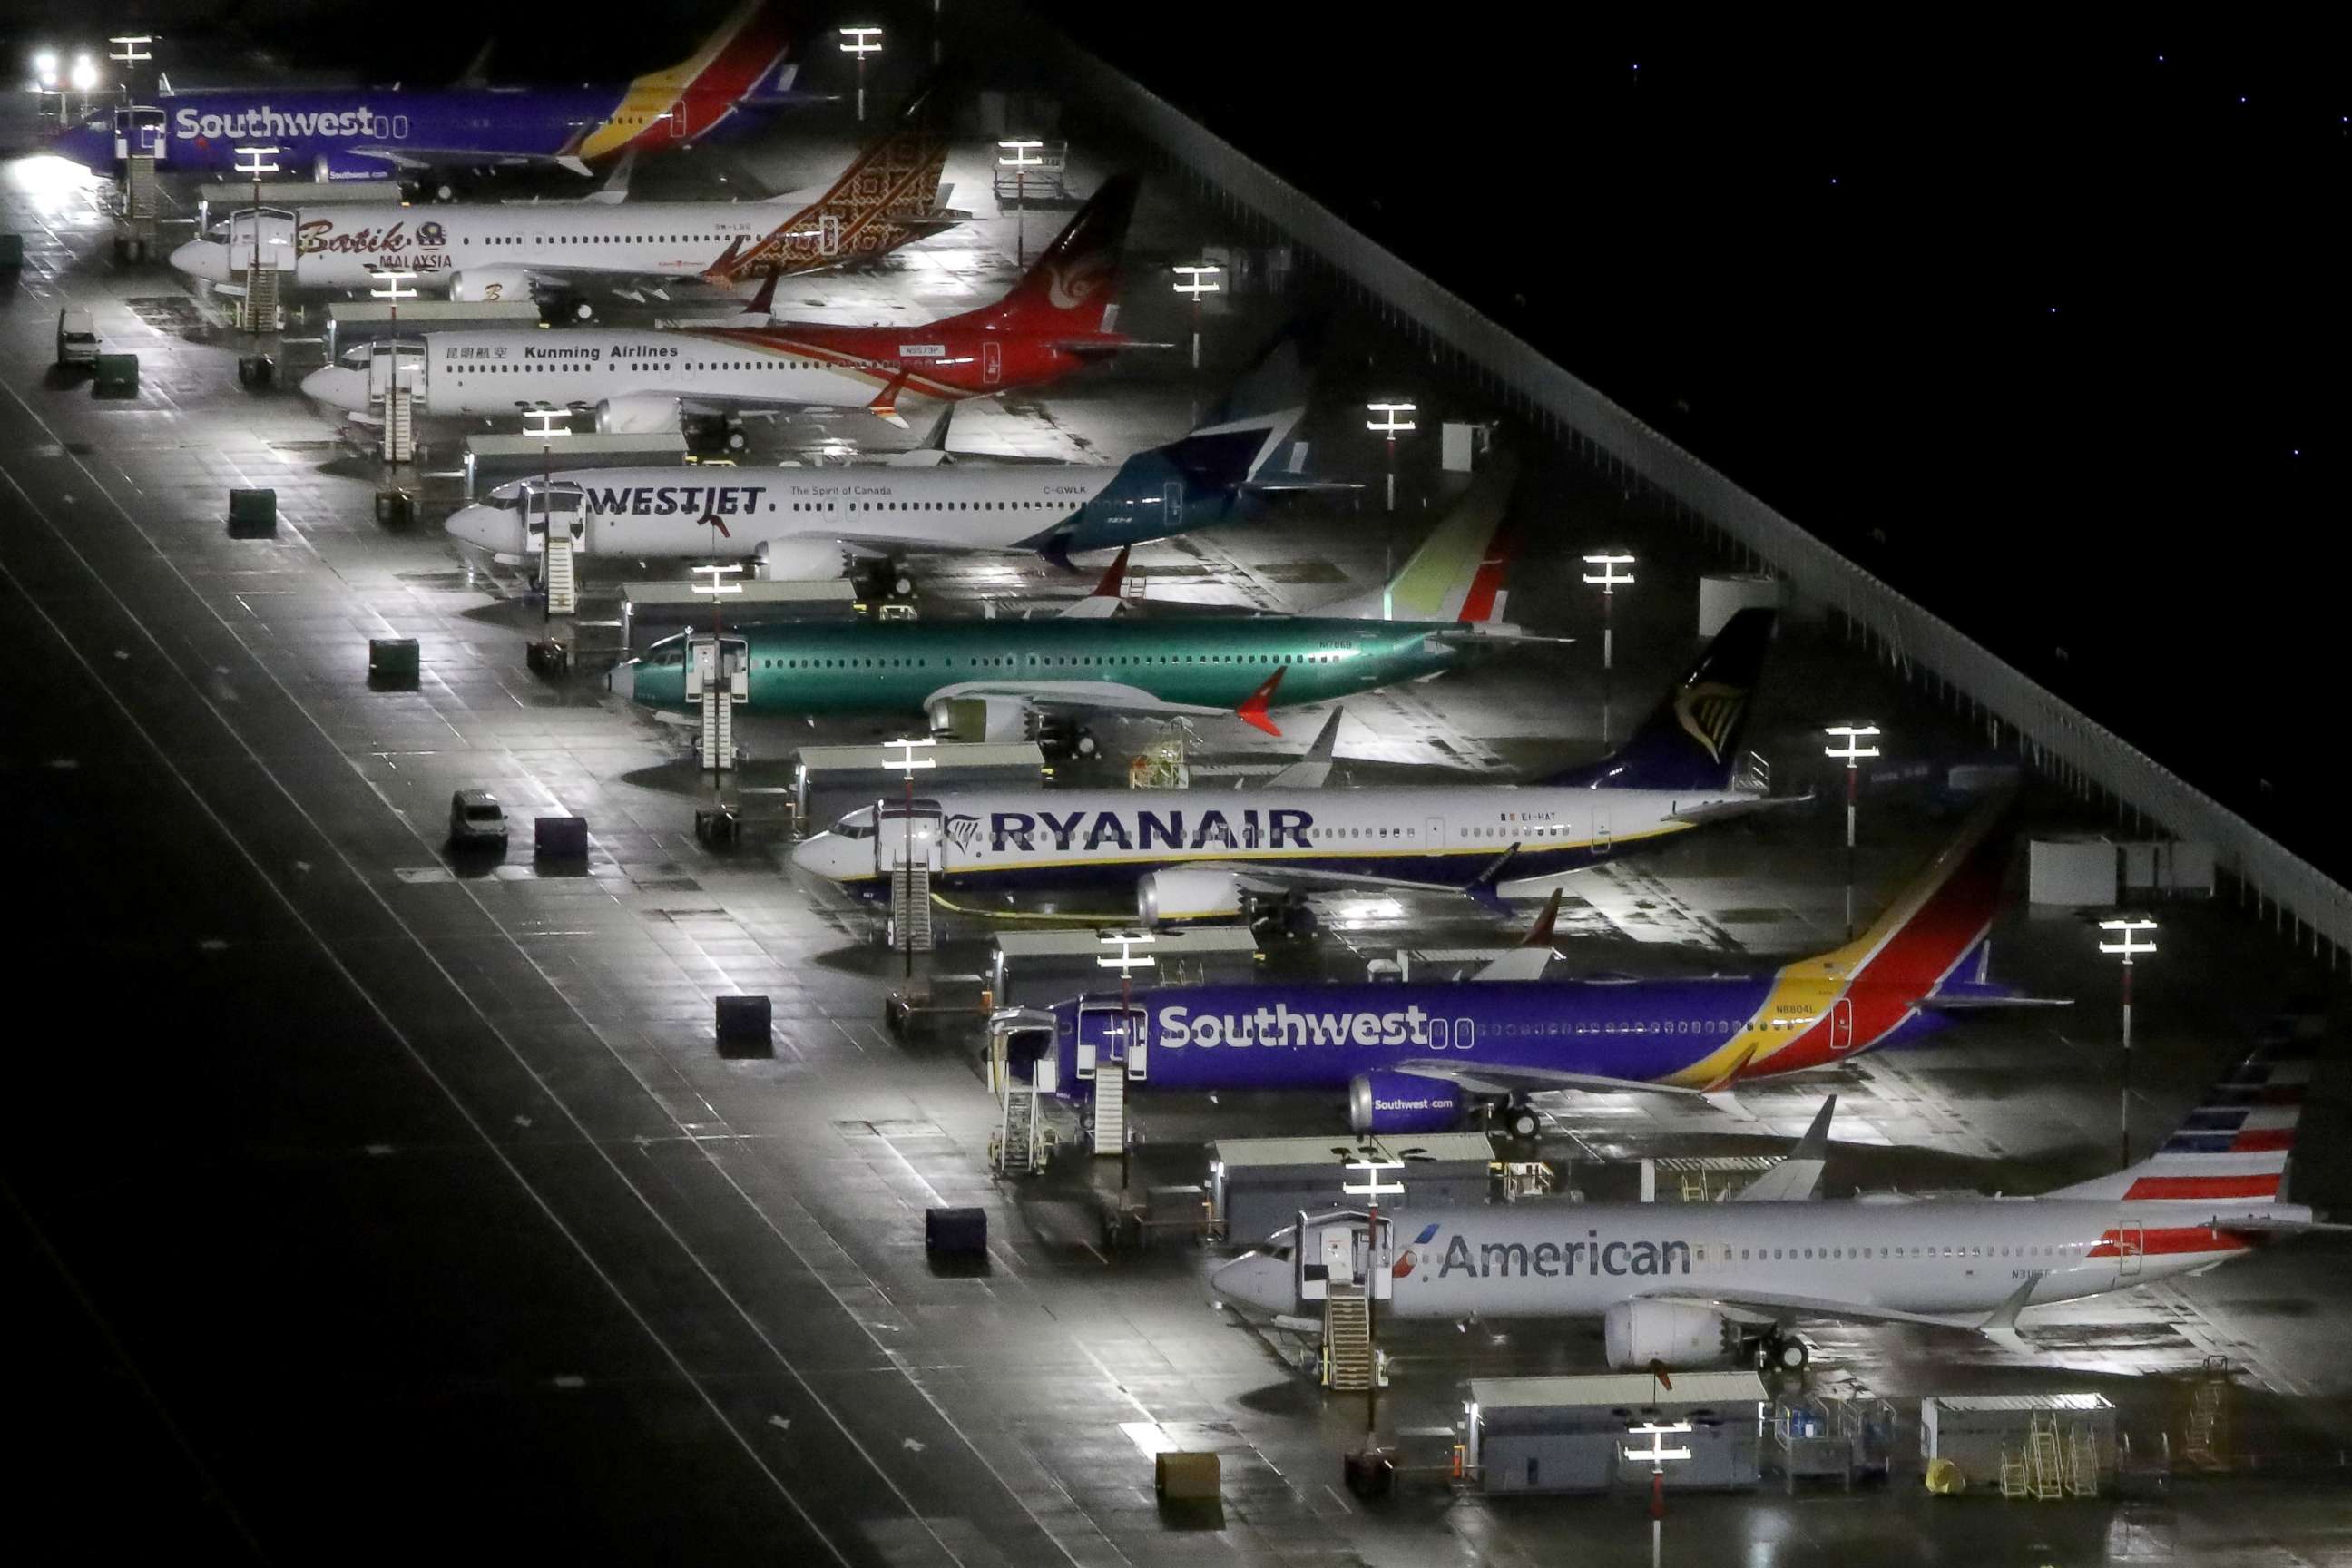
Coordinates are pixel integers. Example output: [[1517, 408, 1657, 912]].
[[1208, 1039, 2339, 1374], [168, 107, 957, 303], [622, 454, 1534, 748], [299, 175, 1141, 435], [987, 789, 2044, 1136], [788, 597, 1777, 926], [440, 338, 1313, 580], [48, 1, 804, 184]]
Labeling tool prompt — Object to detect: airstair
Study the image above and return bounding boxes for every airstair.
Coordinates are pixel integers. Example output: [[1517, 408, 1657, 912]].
[[891, 862, 934, 952], [543, 534, 578, 616], [984, 1008, 1059, 1179], [2064, 1425, 2100, 1497], [2182, 1356, 2234, 1470], [1090, 1062, 1126, 1156], [994, 1083, 1045, 1175], [240, 261, 281, 334], [1321, 1285, 1375, 1392]]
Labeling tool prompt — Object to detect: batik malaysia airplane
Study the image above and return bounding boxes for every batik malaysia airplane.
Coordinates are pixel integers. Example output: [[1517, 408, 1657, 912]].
[[168, 102, 958, 304], [441, 335, 1314, 581], [298, 175, 1142, 436], [49, 1, 805, 184], [789, 599, 1777, 928], [990, 789, 2054, 1138], [1209, 1039, 2340, 1375]]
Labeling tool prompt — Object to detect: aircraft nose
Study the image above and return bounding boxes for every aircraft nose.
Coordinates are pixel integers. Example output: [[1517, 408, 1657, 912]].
[[167, 240, 230, 283], [788, 833, 843, 879], [1205, 1252, 1292, 1316], [445, 504, 522, 557], [299, 366, 369, 413], [608, 658, 638, 702]]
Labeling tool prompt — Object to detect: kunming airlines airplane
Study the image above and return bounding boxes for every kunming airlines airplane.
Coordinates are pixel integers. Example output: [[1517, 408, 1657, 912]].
[[49, 1, 805, 185], [630, 455, 1537, 751], [1209, 1039, 2341, 1375], [441, 336, 1314, 579], [169, 106, 958, 305], [788, 597, 1778, 926], [990, 791, 2052, 1137], [299, 175, 1141, 435]]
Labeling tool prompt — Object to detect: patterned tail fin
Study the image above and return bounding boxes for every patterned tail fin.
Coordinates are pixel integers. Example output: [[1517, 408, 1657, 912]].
[[2049, 1038, 2313, 1204], [710, 108, 949, 283]]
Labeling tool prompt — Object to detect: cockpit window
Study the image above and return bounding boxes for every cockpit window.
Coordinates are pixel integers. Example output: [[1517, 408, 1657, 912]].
[[651, 643, 686, 667], [830, 811, 877, 840]]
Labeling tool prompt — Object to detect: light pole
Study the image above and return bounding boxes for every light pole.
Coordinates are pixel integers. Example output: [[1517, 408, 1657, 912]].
[[996, 138, 1043, 264], [838, 26, 882, 122], [883, 737, 937, 978], [522, 405, 566, 612], [368, 264, 416, 333], [233, 143, 280, 330], [1582, 554, 1635, 745], [2099, 916, 2158, 1168], [1367, 402, 1416, 607], [1098, 931, 1157, 1196], [1823, 724, 1881, 940], [1622, 1419, 1693, 1568], [1342, 1152, 1406, 1446], [107, 34, 150, 112], [67, 54, 98, 118], [1173, 264, 1220, 421]]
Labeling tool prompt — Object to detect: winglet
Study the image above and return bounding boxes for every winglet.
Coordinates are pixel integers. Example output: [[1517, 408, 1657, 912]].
[[1053, 545, 1131, 619], [867, 368, 913, 429], [1977, 1271, 2042, 1351], [1698, 1040, 1759, 1095], [1260, 707, 1345, 789], [1237, 666, 1287, 737], [1472, 888, 1563, 981], [1790, 1095, 1837, 1163], [741, 265, 779, 318], [703, 236, 746, 284]]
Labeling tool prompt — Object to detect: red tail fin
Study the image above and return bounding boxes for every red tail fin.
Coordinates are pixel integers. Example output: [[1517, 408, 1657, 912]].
[[968, 174, 1139, 336], [673, 1, 798, 106], [1237, 666, 1287, 737]]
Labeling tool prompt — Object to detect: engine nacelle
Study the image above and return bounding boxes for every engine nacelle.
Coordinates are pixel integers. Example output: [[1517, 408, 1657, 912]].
[[1602, 1300, 1739, 1371], [446, 266, 536, 305], [927, 692, 1033, 744], [752, 537, 851, 582], [1348, 1071, 1465, 1134], [1137, 868, 1243, 926], [596, 395, 683, 436], [310, 150, 397, 185]]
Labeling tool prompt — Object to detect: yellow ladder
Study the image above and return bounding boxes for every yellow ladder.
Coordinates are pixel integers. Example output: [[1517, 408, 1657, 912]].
[[2027, 1416, 2065, 1500], [1322, 1285, 1373, 1392]]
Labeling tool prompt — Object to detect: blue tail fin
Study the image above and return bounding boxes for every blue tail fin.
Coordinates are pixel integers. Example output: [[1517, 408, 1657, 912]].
[[1543, 607, 1776, 790]]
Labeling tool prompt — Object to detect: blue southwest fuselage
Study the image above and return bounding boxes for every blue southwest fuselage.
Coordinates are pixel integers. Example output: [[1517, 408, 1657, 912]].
[[1040, 794, 2020, 1102]]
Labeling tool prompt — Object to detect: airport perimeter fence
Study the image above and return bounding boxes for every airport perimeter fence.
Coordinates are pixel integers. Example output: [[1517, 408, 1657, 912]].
[[1037, 24, 2352, 972]]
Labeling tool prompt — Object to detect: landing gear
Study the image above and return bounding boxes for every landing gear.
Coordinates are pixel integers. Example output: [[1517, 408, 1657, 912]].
[[1504, 1102, 1543, 1141], [1754, 1332, 1810, 1374], [1034, 716, 1099, 762]]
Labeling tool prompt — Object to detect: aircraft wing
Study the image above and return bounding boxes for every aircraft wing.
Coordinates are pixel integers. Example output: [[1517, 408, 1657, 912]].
[[1667, 792, 1812, 827], [923, 679, 1247, 724], [344, 145, 597, 176], [1637, 1286, 1986, 1331], [1916, 995, 2075, 1013], [1390, 1049, 1753, 1101]]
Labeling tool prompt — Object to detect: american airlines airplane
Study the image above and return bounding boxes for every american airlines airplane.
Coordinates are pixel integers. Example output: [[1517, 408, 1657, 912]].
[[788, 604, 1779, 926], [1209, 1039, 2341, 1374], [998, 790, 2051, 1137], [168, 107, 958, 305], [48, 1, 804, 185], [440, 338, 1313, 581], [299, 175, 1142, 436]]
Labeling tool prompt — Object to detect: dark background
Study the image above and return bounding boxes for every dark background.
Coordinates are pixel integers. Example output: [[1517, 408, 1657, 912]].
[[7, 3, 2346, 867]]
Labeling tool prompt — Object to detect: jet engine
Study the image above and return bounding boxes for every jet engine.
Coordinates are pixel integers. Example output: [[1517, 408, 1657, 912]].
[[1137, 868, 1243, 926], [1602, 1300, 1739, 1371], [310, 151, 396, 185], [596, 395, 684, 436], [927, 693, 1033, 744], [446, 267, 536, 305], [752, 537, 851, 582], [1348, 1071, 1465, 1134]]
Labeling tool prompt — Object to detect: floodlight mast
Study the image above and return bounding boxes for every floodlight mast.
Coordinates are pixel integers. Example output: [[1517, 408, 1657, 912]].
[[838, 26, 882, 122], [1822, 724, 1882, 939], [2099, 916, 2158, 1166], [996, 138, 1043, 263], [1583, 554, 1635, 744]]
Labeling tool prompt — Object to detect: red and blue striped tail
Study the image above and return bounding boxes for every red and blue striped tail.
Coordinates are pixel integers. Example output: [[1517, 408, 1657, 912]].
[[2052, 1038, 2314, 1204]]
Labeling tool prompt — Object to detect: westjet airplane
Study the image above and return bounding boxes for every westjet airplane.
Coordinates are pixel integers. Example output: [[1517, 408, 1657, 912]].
[[49, 1, 805, 185], [441, 334, 1314, 580], [996, 791, 2054, 1137], [299, 175, 1142, 435], [169, 103, 958, 305], [1209, 1040, 2341, 1374], [789, 601, 1779, 929]]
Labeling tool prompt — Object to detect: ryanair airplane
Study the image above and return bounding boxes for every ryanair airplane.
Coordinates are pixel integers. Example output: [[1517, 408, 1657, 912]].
[[788, 605, 1781, 926], [1208, 1039, 2340, 1375]]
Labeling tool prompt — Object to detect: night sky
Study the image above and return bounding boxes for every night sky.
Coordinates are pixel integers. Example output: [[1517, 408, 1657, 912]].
[[1043, 9, 2349, 871]]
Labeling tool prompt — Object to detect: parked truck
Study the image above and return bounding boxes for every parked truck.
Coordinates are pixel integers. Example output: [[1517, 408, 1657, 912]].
[[55, 309, 99, 370]]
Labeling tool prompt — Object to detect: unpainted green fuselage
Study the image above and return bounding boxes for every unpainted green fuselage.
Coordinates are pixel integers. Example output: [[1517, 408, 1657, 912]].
[[622, 614, 1488, 718]]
